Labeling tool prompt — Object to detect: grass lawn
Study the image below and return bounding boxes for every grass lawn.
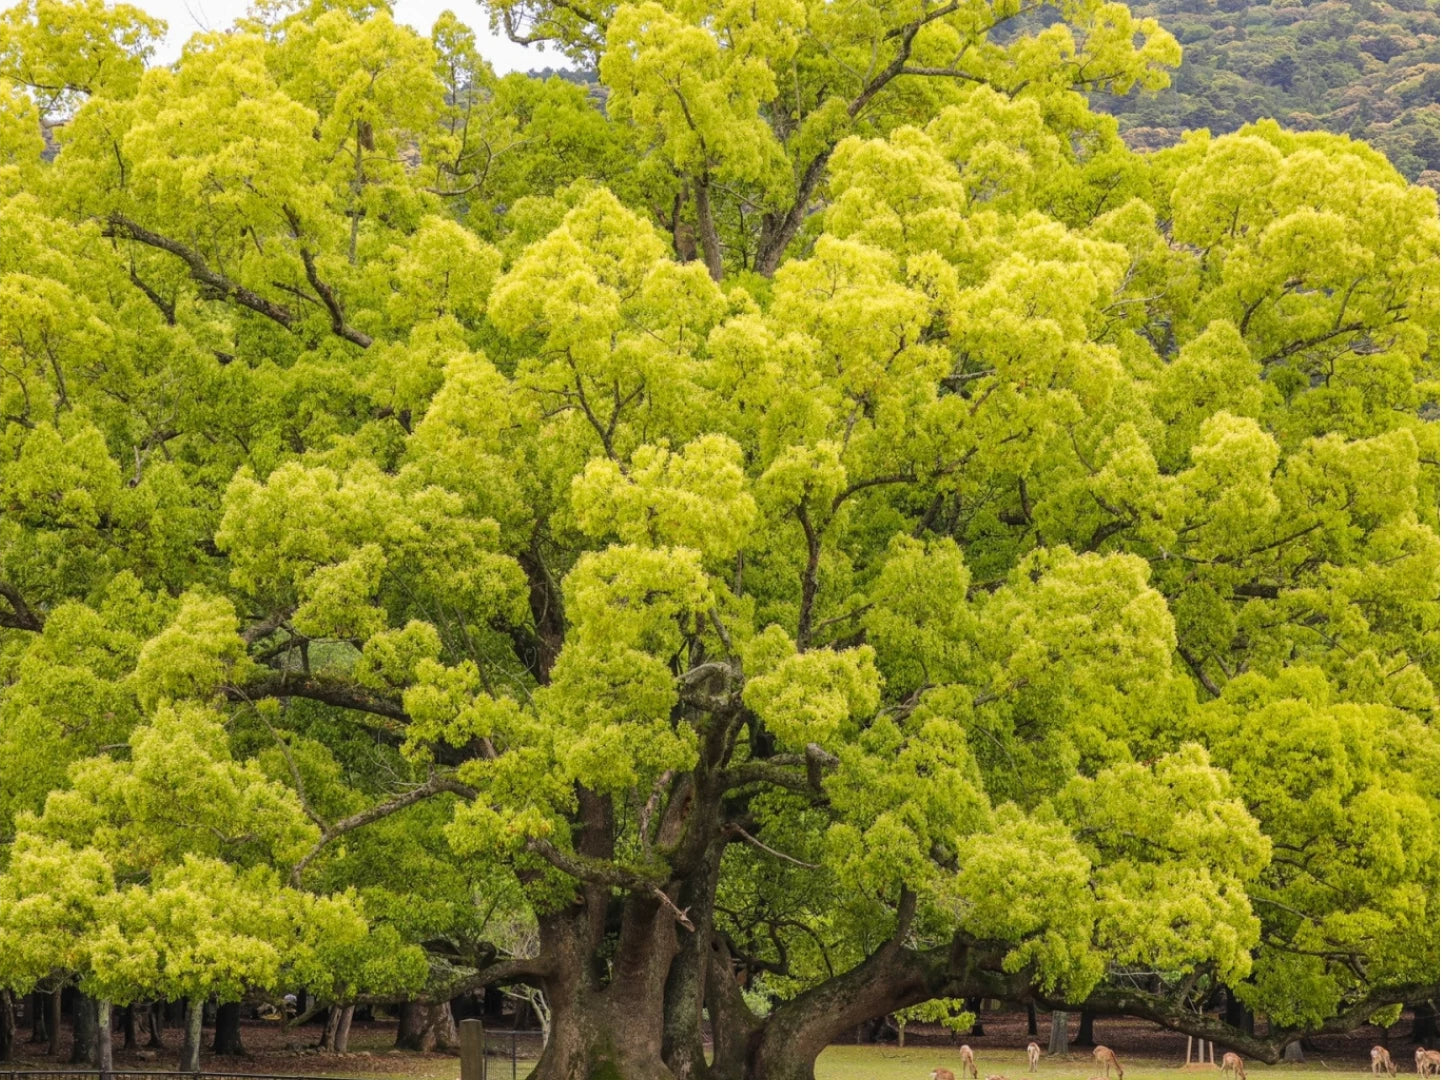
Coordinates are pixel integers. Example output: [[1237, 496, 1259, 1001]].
[[814, 1049, 1364, 1080]]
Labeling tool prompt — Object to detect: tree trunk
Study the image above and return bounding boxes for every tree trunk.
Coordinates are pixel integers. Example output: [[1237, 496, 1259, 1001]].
[[1412, 1002, 1439, 1045], [98, 1000, 114, 1080], [395, 1001, 459, 1052], [122, 1004, 138, 1050], [969, 997, 985, 1036], [0, 990, 15, 1064], [1282, 1040, 1304, 1063], [147, 1002, 166, 1048], [1028, 1002, 1038, 1037], [319, 1006, 341, 1052], [212, 1002, 246, 1056], [1225, 989, 1254, 1037], [180, 997, 203, 1073], [1075, 1011, 1096, 1047], [47, 989, 61, 1057], [335, 1006, 354, 1053], [71, 993, 99, 1065], [29, 991, 47, 1044], [1047, 1011, 1070, 1055], [693, 178, 723, 282]]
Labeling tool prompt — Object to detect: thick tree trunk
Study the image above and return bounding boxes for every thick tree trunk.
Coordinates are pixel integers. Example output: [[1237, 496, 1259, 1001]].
[[71, 993, 99, 1065], [396, 1001, 459, 1052], [1282, 1040, 1304, 1063], [334, 1006, 354, 1053], [98, 1000, 114, 1080], [319, 1006, 340, 1052], [969, 998, 985, 1036], [122, 1004, 138, 1050], [0, 990, 15, 1064], [1028, 1002, 1038, 1037], [180, 997, 203, 1073], [212, 1002, 246, 1056], [1224, 990, 1254, 1037], [1075, 1011, 1096, 1047], [1047, 1011, 1070, 1055], [47, 989, 61, 1056], [28, 991, 47, 1044]]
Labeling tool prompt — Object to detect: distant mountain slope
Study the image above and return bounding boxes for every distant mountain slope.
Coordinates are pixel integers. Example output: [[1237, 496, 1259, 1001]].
[[1094, 0, 1440, 181]]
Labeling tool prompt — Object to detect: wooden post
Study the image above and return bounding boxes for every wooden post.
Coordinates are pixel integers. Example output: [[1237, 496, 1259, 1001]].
[[1186, 1036, 1194, 1067], [460, 1018, 485, 1080], [1209, 1042, 1216, 1065]]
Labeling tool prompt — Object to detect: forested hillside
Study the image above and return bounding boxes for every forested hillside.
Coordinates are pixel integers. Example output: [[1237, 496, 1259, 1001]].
[[1094, 0, 1440, 181]]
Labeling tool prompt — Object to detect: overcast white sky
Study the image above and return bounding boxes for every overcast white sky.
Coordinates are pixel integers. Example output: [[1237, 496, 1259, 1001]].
[[141, 0, 550, 71]]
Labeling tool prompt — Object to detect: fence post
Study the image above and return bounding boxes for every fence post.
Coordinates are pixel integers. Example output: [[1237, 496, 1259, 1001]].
[[460, 1019, 485, 1080]]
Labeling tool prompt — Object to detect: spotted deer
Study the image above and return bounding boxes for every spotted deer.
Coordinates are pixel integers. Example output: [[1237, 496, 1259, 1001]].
[[1094, 1045, 1124, 1080], [958, 1046, 978, 1079], [1374, 1048, 1398, 1077], [1221, 1052, 1246, 1080]]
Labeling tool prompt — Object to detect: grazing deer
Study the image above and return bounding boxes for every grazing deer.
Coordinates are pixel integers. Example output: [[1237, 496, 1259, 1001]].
[[1415, 1050, 1439, 1078], [987, 1074, 1008, 1080], [1221, 1052, 1246, 1080], [933, 1070, 957, 1080], [1028, 1043, 1041, 1072], [959, 1045, 978, 1079], [1094, 1045, 1124, 1080], [1373, 1048, 1398, 1077]]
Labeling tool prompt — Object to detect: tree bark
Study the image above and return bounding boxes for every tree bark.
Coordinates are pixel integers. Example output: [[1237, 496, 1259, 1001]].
[[180, 997, 203, 1073], [71, 993, 99, 1065], [47, 989, 61, 1057], [0, 990, 15, 1064], [122, 1004, 138, 1050], [1047, 1011, 1070, 1055], [969, 997, 985, 1036], [98, 1000, 114, 1080], [396, 1001, 459, 1052], [147, 1002, 166, 1048], [1282, 1040, 1304, 1063], [212, 1001, 246, 1056], [319, 1006, 341, 1052], [1028, 1002, 1038, 1037], [335, 1005, 354, 1053], [28, 991, 47, 1044], [1076, 1011, 1096, 1047]]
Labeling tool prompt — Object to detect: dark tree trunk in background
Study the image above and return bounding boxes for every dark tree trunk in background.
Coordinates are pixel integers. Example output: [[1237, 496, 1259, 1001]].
[[147, 1003, 166, 1048], [70, 993, 99, 1065], [1075, 1011, 1096, 1047], [212, 1003, 245, 1056], [1283, 1040, 1305, 1063], [122, 1005, 137, 1050], [1413, 1002, 1439, 1045], [47, 990, 61, 1057], [0, 990, 16, 1063], [969, 998, 985, 1036], [1225, 989, 1255, 1037], [1047, 1012, 1070, 1055], [1028, 1002, 1038, 1037], [29, 991, 47, 1044], [396, 1001, 458, 1052]]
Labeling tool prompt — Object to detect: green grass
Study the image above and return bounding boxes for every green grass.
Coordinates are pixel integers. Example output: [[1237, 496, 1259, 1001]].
[[814, 1049, 1349, 1080]]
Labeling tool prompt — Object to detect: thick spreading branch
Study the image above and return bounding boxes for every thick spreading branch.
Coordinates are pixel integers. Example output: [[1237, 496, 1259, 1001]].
[[105, 215, 297, 330], [0, 582, 43, 632]]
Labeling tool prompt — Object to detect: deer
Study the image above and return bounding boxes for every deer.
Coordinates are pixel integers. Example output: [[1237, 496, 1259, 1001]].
[[959, 1045, 978, 1079], [1094, 1045, 1124, 1080], [933, 1071, 957, 1080], [1415, 1050, 1439, 1078], [1221, 1052, 1246, 1080], [1373, 1047, 1398, 1077], [1028, 1043, 1041, 1072]]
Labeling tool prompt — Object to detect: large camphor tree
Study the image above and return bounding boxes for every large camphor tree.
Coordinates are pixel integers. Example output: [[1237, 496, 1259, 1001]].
[[0, 0, 1437, 1077]]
